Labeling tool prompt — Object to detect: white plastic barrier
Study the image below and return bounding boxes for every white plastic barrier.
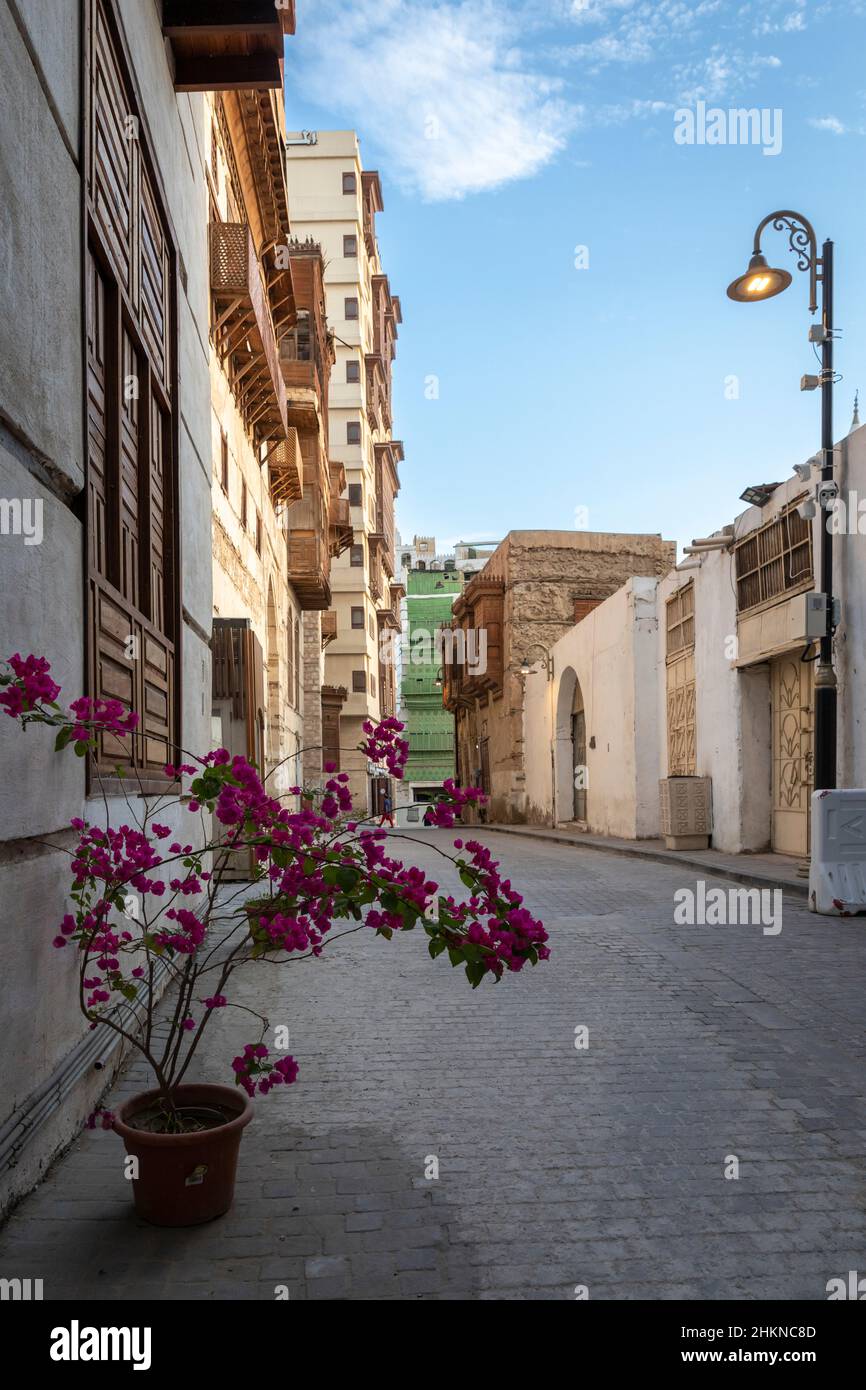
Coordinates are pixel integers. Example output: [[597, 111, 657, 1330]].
[[809, 788, 866, 915]]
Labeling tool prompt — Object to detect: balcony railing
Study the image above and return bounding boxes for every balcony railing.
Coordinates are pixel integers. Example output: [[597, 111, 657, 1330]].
[[269, 428, 303, 506], [283, 489, 331, 610], [321, 610, 338, 647], [328, 496, 353, 557], [210, 221, 287, 441]]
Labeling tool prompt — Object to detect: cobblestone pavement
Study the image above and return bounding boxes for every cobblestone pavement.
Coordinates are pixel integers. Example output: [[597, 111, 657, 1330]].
[[2, 829, 865, 1301]]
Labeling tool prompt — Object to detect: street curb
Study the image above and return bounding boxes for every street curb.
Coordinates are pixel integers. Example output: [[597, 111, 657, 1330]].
[[485, 824, 810, 898]]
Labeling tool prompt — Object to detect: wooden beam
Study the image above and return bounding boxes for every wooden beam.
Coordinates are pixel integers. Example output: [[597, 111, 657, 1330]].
[[163, 1, 282, 36], [172, 54, 282, 92]]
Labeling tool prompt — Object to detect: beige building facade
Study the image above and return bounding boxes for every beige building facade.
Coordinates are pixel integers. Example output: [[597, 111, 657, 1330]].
[[286, 132, 404, 813], [443, 530, 676, 823]]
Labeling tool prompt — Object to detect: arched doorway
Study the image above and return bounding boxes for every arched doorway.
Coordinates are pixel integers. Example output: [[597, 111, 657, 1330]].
[[554, 667, 587, 825]]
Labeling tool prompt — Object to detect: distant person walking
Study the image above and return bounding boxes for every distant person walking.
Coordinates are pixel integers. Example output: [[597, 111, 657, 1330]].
[[378, 791, 394, 829]]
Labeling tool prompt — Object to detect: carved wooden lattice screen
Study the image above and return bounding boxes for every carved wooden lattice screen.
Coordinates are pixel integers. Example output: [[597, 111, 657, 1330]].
[[665, 581, 696, 777]]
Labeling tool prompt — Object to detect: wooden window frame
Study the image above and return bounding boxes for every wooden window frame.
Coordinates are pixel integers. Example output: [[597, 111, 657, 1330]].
[[665, 580, 695, 662], [343, 234, 357, 257], [347, 482, 362, 507], [344, 297, 359, 321], [220, 430, 229, 493], [346, 421, 361, 445], [346, 360, 360, 384], [733, 502, 814, 615], [350, 606, 364, 629], [83, 0, 181, 790], [352, 669, 367, 693], [350, 543, 364, 568], [342, 172, 356, 195]]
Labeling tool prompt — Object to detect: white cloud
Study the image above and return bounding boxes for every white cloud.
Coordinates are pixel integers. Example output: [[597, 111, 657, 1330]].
[[808, 114, 847, 132], [289, 1, 578, 201], [673, 49, 782, 102]]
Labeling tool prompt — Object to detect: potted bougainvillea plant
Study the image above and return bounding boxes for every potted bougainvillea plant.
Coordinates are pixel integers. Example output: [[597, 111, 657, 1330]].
[[0, 653, 549, 1226]]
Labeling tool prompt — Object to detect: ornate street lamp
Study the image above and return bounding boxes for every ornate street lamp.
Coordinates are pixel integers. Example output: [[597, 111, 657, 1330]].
[[519, 645, 553, 679], [727, 210, 837, 791]]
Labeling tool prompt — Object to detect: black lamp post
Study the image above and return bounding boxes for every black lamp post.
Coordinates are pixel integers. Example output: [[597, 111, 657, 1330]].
[[727, 210, 837, 791]]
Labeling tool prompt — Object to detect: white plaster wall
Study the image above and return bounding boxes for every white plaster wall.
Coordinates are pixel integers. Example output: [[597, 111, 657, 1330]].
[[0, 0, 214, 1210], [656, 554, 761, 854], [0, 0, 83, 492], [524, 579, 658, 838], [835, 422, 866, 789], [522, 654, 553, 820], [689, 549, 745, 852]]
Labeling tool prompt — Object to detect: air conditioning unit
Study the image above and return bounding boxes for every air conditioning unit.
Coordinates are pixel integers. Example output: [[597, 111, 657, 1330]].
[[659, 777, 713, 850]]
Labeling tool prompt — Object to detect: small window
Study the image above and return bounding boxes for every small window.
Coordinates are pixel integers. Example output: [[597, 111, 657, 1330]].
[[352, 669, 366, 693], [368, 614, 375, 639], [347, 421, 361, 445], [342, 172, 356, 194], [241, 478, 248, 531], [350, 543, 364, 567], [351, 606, 364, 629], [344, 297, 359, 321], [346, 360, 360, 384], [371, 673, 377, 697], [343, 234, 357, 256], [255, 510, 262, 556], [220, 431, 229, 492], [347, 483, 363, 507]]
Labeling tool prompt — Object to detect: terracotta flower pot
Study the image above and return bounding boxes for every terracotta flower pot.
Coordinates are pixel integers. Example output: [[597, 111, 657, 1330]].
[[113, 1082, 253, 1227]]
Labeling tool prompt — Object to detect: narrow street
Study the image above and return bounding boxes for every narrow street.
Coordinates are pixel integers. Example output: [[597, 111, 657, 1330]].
[[2, 832, 864, 1301]]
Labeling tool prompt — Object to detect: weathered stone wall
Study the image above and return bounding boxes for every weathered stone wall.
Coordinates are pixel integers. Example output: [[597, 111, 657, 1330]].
[[455, 530, 676, 825]]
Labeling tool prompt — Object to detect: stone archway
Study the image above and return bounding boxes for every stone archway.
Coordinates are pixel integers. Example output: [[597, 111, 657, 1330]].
[[554, 667, 587, 825]]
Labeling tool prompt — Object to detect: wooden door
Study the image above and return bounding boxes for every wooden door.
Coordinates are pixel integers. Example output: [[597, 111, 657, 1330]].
[[572, 708, 587, 821], [771, 655, 813, 857]]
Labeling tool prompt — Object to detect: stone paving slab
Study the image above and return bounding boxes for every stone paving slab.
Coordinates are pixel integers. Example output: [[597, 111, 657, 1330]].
[[0, 829, 864, 1300], [486, 822, 810, 895]]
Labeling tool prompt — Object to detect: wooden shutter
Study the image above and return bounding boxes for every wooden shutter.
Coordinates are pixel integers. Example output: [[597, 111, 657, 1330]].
[[85, 0, 177, 782], [294, 616, 301, 709], [322, 701, 341, 771], [89, 0, 135, 295], [86, 251, 109, 578], [138, 165, 171, 392]]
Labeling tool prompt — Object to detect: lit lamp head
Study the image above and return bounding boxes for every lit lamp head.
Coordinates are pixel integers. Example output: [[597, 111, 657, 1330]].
[[519, 657, 530, 676], [727, 250, 792, 303]]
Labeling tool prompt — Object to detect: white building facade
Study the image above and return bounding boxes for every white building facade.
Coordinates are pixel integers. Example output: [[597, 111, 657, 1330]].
[[523, 419, 866, 858]]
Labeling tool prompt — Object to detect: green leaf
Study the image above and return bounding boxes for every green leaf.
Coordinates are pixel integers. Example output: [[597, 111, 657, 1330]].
[[336, 866, 358, 891], [73, 741, 88, 757], [54, 726, 72, 752], [447, 946, 463, 967], [465, 961, 485, 988], [428, 938, 447, 959], [459, 869, 476, 889]]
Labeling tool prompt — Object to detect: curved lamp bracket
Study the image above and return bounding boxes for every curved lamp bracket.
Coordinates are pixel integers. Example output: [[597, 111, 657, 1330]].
[[753, 210, 820, 313]]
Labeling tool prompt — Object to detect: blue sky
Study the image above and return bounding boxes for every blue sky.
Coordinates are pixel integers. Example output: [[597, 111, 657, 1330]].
[[284, 0, 866, 555]]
